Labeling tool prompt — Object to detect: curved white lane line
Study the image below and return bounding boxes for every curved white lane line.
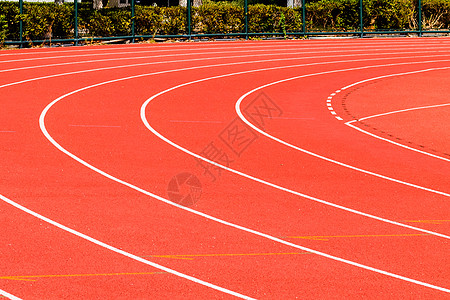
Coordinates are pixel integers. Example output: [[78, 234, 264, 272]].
[[0, 53, 441, 295], [4, 48, 450, 74], [349, 103, 450, 163], [35, 65, 450, 295], [325, 67, 450, 162], [0, 195, 254, 300], [3, 45, 450, 92], [139, 63, 450, 234], [39, 58, 450, 239], [139, 78, 450, 291], [5, 42, 450, 64], [346, 119, 450, 163], [357, 103, 450, 122], [8, 42, 425, 64], [0, 288, 21, 300], [235, 69, 450, 198], [3, 39, 450, 60]]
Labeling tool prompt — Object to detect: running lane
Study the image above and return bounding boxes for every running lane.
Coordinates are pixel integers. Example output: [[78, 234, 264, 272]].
[[1, 39, 449, 299]]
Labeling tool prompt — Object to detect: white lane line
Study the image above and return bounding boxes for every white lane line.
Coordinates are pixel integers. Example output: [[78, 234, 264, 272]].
[[8, 43, 422, 64], [36, 73, 450, 295], [35, 58, 450, 241], [139, 86, 450, 292], [2, 43, 448, 296], [0, 288, 21, 300], [0, 194, 254, 300], [235, 68, 450, 198], [2, 39, 450, 61], [357, 102, 450, 122], [3, 48, 450, 76], [4, 46, 450, 94], [138, 62, 450, 240], [1, 39, 448, 58], [325, 67, 450, 162], [346, 120, 450, 163]]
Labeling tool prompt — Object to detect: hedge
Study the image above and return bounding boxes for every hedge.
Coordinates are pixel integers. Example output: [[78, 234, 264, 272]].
[[1, 0, 450, 44]]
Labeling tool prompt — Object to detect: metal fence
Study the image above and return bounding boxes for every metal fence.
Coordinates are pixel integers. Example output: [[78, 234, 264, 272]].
[[2, 0, 450, 47]]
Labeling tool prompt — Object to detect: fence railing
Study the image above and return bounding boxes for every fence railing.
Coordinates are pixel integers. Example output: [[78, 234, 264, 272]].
[[1, 0, 450, 47]]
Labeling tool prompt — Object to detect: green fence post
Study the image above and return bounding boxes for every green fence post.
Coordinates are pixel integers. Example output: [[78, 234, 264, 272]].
[[19, 0, 23, 48], [187, 0, 191, 40], [418, 0, 422, 36], [244, 0, 248, 40], [131, 0, 135, 43], [359, 0, 363, 37], [302, 0, 306, 36], [74, 0, 78, 46]]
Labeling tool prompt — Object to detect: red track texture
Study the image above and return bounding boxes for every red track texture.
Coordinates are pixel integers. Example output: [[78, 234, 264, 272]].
[[0, 38, 449, 299]]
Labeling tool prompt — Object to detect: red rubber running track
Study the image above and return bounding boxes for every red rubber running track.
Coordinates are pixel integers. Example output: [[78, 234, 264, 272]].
[[0, 38, 449, 299]]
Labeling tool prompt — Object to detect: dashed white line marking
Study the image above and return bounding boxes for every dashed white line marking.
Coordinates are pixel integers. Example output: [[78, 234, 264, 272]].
[[325, 67, 450, 162], [325, 87, 344, 120]]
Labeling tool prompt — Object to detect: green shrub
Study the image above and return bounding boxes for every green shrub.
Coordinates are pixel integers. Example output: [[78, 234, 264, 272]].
[[305, 0, 360, 31], [21, 3, 72, 41], [0, 14, 7, 44], [0, 2, 20, 40], [364, 0, 414, 30], [1, 0, 450, 43], [136, 6, 186, 36], [193, 2, 244, 34]]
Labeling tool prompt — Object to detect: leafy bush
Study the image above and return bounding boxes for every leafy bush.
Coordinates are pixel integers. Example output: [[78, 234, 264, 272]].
[[1, 0, 450, 43], [21, 3, 72, 41], [305, 0, 360, 31], [0, 2, 20, 40], [364, 0, 414, 30], [136, 6, 186, 36], [193, 2, 244, 34], [0, 14, 7, 44]]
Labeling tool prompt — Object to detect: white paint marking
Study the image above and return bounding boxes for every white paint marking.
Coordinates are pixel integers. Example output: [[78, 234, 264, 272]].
[[0, 288, 21, 300], [346, 120, 450, 163], [327, 67, 450, 162], [27, 51, 449, 293], [0, 194, 254, 300], [0, 49, 447, 295], [357, 103, 450, 122], [232, 67, 450, 198], [139, 80, 450, 292], [4, 43, 450, 65]]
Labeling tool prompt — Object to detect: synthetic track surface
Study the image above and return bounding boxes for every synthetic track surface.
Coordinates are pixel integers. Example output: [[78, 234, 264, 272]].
[[0, 38, 449, 299]]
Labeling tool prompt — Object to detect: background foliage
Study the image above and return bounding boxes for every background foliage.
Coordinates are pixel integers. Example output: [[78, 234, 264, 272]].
[[1, 0, 450, 44]]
